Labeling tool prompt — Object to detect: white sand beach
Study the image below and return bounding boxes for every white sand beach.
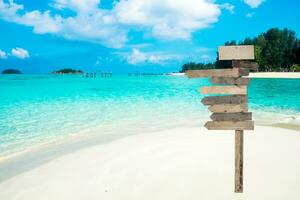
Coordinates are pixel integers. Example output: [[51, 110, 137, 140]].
[[169, 72, 300, 78], [0, 126, 299, 200], [249, 72, 300, 78]]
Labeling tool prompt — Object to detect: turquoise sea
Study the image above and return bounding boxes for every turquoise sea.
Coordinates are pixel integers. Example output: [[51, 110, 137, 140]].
[[0, 74, 300, 157]]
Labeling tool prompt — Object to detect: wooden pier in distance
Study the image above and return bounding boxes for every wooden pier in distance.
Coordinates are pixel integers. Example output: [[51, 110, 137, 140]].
[[83, 72, 112, 78]]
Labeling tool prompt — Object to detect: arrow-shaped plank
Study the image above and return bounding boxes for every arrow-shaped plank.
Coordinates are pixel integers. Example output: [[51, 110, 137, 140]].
[[208, 103, 248, 113], [201, 95, 247, 105], [210, 112, 252, 121], [232, 60, 259, 70], [210, 77, 250, 85], [201, 86, 247, 95], [185, 68, 249, 78], [204, 121, 254, 130]]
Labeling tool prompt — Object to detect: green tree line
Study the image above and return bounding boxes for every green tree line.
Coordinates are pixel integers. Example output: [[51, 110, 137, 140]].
[[181, 28, 300, 72], [180, 62, 215, 72]]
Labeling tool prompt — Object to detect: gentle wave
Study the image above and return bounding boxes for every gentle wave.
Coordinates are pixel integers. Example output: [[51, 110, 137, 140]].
[[0, 75, 299, 157]]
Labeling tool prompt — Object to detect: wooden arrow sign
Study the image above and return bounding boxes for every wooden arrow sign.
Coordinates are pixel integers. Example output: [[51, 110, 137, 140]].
[[232, 61, 259, 70], [208, 103, 248, 113], [204, 121, 254, 130], [210, 112, 252, 121], [211, 77, 250, 85], [185, 68, 249, 78], [186, 45, 256, 193], [201, 86, 247, 95], [201, 95, 247, 105]]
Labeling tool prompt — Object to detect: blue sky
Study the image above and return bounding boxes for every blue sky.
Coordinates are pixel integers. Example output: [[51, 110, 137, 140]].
[[0, 0, 299, 74]]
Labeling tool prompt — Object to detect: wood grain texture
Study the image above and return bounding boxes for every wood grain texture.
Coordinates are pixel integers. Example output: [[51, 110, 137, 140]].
[[210, 112, 252, 121], [218, 45, 255, 60], [201, 95, 248, 105], [235, 130, 244, 193], [201, 86, 247, 95], [185, 68, 249, 78], [210, 77, 250, 85], [232, 60, 259, 70], [208, 103, 248, 113], [204, 121, 254, 130]]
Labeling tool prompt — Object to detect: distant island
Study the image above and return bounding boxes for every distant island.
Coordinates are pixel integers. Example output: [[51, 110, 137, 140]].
[[52, 68, 83, 74], [1, 69, 22, 74]]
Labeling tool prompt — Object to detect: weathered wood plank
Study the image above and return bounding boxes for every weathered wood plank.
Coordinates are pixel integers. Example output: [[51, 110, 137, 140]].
[[201, 86, 247, 95], [235, 130, 244, 193], [185, 68, 249, 78], [201, 95, 247, 105], [210, 77, 250, 85], [208, 103, 248, 113], [210, 112, 252, 121], [218, 45, 255, 60], [204, 121, 254, 130], [232, 60, 259, 70]]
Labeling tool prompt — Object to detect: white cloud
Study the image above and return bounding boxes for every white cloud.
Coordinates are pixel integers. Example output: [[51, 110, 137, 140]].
[[0, 0, 62, 34], [0, 0, 126, 48], [201, 54, 210, 59], [244, 0, 264, 8], [220, 3, 235, 13], [52, 0, 99, 13], [11, 47, 30, 59], [0, 50, 7, 59], [246, 12, 255, 17], [114, 0, 221, 40], [129, 43, 151, 49], [126, 48, 181, 65], [17, 11, 63, 34], [127, 48, 147, 64], [0, 0, 221, 48]]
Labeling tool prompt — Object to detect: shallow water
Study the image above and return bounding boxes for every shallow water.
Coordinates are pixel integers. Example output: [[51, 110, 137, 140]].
[[0, 74, 299, 157]]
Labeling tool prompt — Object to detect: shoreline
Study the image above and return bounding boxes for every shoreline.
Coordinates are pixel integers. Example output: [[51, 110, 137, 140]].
[[169, 72, 300, 78], [1, 111, 300, 170], [0, 128, 138, 182], [1, 115, 299, 163], [0, 126, 300, 199], [249, 72, 300, 78]]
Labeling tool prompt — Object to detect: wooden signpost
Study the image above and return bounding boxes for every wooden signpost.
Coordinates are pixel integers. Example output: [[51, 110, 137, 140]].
[[186, 45, 257, 193]]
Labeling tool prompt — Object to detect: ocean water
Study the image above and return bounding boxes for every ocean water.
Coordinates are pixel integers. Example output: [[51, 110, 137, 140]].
[[0, 74, 300, 157]]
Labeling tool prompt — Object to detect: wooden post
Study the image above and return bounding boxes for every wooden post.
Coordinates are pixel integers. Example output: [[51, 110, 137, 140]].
[[235, 129, 243, 193]]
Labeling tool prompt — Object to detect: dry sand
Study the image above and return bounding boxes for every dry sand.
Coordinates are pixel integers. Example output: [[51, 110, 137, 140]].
[[170, 72, 300, 78], [249, 72, 300, 78], [0, 126, 299, 200]]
